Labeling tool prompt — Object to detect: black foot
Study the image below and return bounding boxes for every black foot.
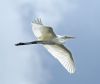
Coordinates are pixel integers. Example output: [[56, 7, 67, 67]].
[[15, 43, 25, 46]]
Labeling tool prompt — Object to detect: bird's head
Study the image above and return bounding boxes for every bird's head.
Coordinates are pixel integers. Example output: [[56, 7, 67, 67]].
[[64, 36, 75, 39]]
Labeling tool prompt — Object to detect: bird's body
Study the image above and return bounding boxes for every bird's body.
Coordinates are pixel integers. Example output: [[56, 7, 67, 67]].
[[16, 18, 75, 74]]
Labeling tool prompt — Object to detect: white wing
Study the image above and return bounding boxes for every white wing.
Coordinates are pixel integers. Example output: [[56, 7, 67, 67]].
[[32, 18, 56, 40], [43, 44, 75, 74]]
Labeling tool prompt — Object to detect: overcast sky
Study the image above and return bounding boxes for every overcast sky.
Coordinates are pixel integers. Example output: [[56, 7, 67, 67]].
[[0, 0, 100, 84]]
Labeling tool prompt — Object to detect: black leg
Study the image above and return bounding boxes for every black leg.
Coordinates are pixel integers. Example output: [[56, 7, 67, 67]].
[[15, 41, 56, 46]]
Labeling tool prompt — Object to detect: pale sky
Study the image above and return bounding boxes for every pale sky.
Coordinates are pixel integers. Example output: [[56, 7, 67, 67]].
[[0, 0, 100, 84]]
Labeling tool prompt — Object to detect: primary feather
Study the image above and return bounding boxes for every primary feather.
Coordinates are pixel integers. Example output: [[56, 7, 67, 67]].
[[32, 18, 75, 74], [44, 44, 75, 74], [32, 19, 56, 41]]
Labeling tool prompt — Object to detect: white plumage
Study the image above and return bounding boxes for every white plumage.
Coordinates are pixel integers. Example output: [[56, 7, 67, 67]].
[[32, 18, 75, 74]]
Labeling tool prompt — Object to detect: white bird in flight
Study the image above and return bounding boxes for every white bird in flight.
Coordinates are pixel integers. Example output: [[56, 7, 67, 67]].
[[15, 18, 75, 74]]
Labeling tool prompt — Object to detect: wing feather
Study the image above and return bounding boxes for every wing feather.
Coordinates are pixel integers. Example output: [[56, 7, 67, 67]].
[[32, 19, 56, 40], [43, 44, 75, 74]]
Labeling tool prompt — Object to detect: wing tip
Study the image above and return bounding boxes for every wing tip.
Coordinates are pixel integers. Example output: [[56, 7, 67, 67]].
[[64, 62, 76, 74], [67, 65, 76, 74], [32, 18, 43, 25], [68, 69, 75, 74]]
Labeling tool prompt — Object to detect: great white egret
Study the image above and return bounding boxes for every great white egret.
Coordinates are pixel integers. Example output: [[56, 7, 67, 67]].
[[15, 18, 75, 74]]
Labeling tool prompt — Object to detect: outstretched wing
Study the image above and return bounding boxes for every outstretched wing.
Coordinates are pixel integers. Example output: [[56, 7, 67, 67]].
[[43, 44, 75, 74], [32, 18, 56, 40]]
